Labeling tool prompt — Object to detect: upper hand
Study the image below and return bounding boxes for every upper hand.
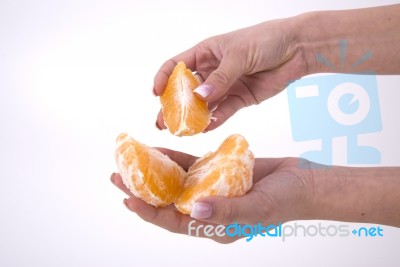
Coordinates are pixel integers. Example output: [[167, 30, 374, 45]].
[[154, 18, 308, 131]]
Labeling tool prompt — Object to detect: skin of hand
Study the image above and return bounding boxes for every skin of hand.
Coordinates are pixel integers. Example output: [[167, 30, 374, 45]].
[[154, 4, 400, 131], [112, 5, 400, 242], [111, 148, 316, 244], [111, 149, 400, 243], [154, 17, 308, 131]]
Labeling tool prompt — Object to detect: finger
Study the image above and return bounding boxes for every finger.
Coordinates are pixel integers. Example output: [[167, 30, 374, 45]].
[[155, 109, 167, 130], [194, 72, 204, 84], [124, 197, 238, 243], [190, 189, 268, 226], [253, 158, 287, 183], [112, 170, 238, 243], [111, 173, 134, 197], [154, 148, 198, 171], [194, 55, 243, 102], [205, 94, 247, 131], [153, 59, 177, 96], [153, 49, 197, 96]]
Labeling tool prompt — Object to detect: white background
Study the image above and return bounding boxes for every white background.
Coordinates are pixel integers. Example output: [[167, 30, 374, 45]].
[[1, 0, 400, 266]]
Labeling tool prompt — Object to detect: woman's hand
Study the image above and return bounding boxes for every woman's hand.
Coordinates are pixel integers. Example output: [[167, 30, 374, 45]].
[[111, 148, 315, 243], [154, 18, 308, 131], [111, 146, 400, 243], [154, 4, 400, 132]]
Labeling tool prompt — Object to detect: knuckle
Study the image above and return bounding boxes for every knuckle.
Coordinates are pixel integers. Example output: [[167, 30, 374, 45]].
[[214, 106, 230, 121], [251, 189, 274, 223], [220, 203, 239, 225], [247, 88, 263, 105], [173, 217, 185, 234], [210, 68, 230, 86], [212, 106, 235, 127], [196, 38, 211, 50]]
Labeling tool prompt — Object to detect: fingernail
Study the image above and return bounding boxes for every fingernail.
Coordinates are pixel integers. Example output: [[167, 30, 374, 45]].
[[152, 87, 157, 96], [190, 202, 213, 219], [110, 172, 116, 182], [194, 84, 213, 99]]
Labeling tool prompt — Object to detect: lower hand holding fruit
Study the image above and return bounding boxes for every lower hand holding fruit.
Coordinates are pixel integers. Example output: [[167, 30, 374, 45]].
[[112, 148, 315, 243]]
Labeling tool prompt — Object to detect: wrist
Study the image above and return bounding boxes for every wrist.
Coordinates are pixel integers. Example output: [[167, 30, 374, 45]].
[[293, 5, 400, 75], [310, 165, 400, 227], [292, 10, 338, 75]]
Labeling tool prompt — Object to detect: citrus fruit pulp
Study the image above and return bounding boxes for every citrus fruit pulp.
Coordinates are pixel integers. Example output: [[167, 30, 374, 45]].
[[115, 134, 254, 214], [175, 134, 254, 214], [160, 61, 211, 136], [115, 133, 186, 207]]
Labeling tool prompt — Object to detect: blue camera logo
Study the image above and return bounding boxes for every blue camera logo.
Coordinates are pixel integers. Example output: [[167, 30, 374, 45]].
[[287, 41, 382, 165]]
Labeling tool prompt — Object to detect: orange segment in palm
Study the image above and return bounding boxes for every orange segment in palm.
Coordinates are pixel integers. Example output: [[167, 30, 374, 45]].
[[115, 133, 254, 214], [115, 133, 186, 207], [174, 134, 254, 214], [160, 61, 211, 136]]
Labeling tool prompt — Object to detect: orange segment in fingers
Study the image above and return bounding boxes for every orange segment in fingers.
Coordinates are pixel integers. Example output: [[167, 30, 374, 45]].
[[174, 134, 254, 214], [115, 133, 186, 207], [160, 61, 211, 136]]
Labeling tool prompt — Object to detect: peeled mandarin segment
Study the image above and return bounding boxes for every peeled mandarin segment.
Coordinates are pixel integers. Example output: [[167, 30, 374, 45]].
[[174, 134, 254, 214], [115, 133, 186, 207], [160, 61, 211, 136]]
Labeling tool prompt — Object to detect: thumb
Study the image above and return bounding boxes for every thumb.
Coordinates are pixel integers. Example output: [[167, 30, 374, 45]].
[[194, 57, 243, 102], [190, 191, 266, 225]]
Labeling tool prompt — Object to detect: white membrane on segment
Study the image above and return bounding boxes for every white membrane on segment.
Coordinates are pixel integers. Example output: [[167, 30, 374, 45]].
[[141, 183, 163, 206], [168, 68, 211, 136], [178, 137, 254, 212], [210, 173, 230, 195], [174, 74, 192, 136], [115, 134, 167, 206], [115, 135, 140, 197]]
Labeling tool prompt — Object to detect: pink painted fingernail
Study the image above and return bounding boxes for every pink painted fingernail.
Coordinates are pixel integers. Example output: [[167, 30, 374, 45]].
[[190, 202, 213, 219], [194, 85, 213, 99]]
